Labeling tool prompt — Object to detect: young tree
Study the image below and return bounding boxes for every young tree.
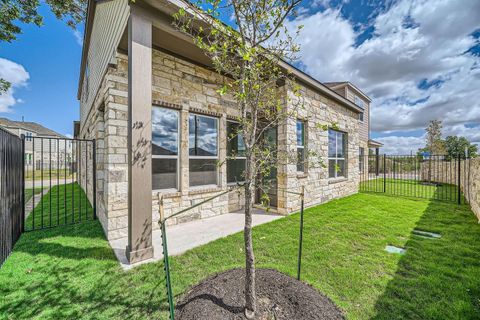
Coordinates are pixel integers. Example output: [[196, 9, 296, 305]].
[[425, 120, 445, 155], [444, 136, 478, 159], [173, 1, 304, 317], [0, 0, 87, 93]]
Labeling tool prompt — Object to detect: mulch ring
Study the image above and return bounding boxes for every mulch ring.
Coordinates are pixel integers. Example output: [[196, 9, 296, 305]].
[[175, 268, 345, 320]]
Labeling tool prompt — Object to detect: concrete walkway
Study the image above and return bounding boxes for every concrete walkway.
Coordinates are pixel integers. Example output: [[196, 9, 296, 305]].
[[110, 208, 283, 270], [25, 187, 50, 217]]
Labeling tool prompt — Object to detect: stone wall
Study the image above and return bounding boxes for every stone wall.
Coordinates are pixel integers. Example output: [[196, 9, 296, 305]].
[[79, 47, 363, 240], [282, 84, 360, 213], [420, 158, 480, 220]]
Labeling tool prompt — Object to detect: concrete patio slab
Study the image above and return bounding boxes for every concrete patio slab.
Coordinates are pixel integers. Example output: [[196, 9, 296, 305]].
[[110, 208, 283, 270]]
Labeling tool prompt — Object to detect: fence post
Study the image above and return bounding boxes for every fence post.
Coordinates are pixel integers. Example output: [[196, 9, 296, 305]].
[[383, 155, 386, 193], [21, 134, 25, 233], [92, 139, 97, 220], [297, 185, 305, 281], [159, 194, 175, 320], [375, 149, 380, 176], [457, 156, 461, 205]]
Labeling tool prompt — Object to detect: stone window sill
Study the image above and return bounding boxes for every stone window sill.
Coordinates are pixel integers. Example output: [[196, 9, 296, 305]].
[[328, 177, 348, 184], [297, 172, 308, 179], [153, 189, 181, 199], [188, 185, 223, 196]]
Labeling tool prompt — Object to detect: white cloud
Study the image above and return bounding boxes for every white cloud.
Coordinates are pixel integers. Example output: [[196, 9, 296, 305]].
[[375, 135, 425, 155], [290, 0, 480, 153], [0, 58, 29, 113], [73, 29, 83, 46]]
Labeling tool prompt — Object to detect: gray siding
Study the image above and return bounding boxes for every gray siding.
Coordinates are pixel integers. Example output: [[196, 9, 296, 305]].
[[80, 0, 130, 128], [345, 86, 369, 144]]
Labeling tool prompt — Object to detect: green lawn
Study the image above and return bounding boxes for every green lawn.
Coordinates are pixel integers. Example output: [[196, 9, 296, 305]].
[[25, 183, 93, 231], [1, 188, 480, 319]]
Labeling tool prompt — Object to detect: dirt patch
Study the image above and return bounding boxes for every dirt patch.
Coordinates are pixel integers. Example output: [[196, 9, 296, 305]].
[[176, 268, 344, 320]]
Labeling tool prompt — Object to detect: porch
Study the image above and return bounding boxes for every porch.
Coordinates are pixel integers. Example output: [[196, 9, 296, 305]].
[[109, 208, 283, 269]]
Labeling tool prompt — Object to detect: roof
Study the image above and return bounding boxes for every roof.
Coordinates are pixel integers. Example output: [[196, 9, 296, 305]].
[[368, 139, 384, 147], [324, 81, 371, 102], [324, 82, 348, 88], [0, 118, 64, 138], [78, 0, 365, 115]]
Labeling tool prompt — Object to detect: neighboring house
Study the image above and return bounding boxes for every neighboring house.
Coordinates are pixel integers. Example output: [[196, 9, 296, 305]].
[[0, 118, 69, 170], [77, 0, 378, 263]]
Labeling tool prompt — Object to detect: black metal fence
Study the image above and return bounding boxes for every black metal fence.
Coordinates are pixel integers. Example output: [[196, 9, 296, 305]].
[[359, 154, 470, 204], [23, 136, 96, 231], [0, 127, 24, 266]]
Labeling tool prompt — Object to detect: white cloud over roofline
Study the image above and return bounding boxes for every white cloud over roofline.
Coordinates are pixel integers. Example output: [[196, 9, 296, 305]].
[[288, 0, 480, 153], [0, 58, 30, 113]]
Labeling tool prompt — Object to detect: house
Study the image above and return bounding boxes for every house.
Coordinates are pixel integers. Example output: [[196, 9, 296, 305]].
[[324, 82, 383, 154], [0, 117, 68, 170], [77, 0, 378, 263]]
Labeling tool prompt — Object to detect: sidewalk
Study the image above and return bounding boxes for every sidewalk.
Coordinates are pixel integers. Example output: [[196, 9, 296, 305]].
[[109, 208, 283, 270]]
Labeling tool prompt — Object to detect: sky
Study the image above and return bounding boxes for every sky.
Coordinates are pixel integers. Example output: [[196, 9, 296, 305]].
[[0, 0, 479, 154]]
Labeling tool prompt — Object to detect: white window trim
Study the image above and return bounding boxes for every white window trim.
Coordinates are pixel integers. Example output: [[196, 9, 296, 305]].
[[152, 106, 180, 192], [227, 120, 247, 184], [328, 129, 347, 179], [189, 113, 219, 187], [297, 120, 306, 173]]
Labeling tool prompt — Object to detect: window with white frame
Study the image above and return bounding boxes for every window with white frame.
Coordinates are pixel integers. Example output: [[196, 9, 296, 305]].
[[328, 129, 347, 178], [296, 120, 306, 172], [358, 112, 364, 122], [189, 114, 218, 186], [227, 121, 246, 183], [152, 106, 179, 190]]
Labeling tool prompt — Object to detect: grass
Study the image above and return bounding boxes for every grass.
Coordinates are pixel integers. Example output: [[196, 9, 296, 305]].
[[1, 183, 480, 319], [24, 187, 45, 203], [360, 178, 461, 202], [25, 183, 93, 231]]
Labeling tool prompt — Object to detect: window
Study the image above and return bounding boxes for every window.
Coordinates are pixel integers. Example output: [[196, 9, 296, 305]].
[[328, 129, 347, 178], [359, 147, 365, 172], [189, 114, 218, 186], [227, 121, 246, 183], [354, 96, 364, 109], [296, 120, 306, 172], [152, 107, 179, 190], [359, 112, 364, 122]]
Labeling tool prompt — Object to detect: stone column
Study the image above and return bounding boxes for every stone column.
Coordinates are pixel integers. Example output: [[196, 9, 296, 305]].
[[126, 9, 154, 264], [180, 106, 190, 193], [219, 115, 227, 189]]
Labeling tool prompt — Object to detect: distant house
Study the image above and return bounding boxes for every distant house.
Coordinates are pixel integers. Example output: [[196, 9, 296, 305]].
[[76, 0, 383, 263], [0, 118, 69, 170]]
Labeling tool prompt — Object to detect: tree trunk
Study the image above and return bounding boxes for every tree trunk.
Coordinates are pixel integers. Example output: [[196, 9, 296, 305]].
[[244, 157, 256, 319]]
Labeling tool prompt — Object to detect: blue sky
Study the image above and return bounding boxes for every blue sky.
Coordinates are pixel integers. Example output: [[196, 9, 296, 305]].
[[0, 5, 83, 137], [1, 0, 479, 154]]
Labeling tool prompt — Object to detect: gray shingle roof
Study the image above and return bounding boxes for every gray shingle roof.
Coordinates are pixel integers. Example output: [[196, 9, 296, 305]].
[[0, 118, 64, 138]]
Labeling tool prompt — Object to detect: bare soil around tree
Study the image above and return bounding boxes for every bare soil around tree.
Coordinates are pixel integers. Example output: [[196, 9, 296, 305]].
[[175, 268, 344, 320]]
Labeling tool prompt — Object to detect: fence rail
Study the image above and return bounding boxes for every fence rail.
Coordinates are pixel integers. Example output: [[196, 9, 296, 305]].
[[24, 136, 96, 231], [359, 154, 469, 204], [0, 127, 24, 267]]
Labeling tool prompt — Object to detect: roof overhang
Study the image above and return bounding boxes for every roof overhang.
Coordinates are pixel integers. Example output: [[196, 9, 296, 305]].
[[79, 0, 364, 114], [327, 82, 371, 103], [77, 0, 97, 100], [368, 139, 383, 148]]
